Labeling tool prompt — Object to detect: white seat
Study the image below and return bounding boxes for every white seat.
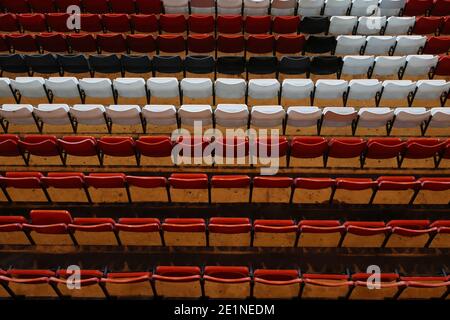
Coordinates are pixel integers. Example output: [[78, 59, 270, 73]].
[[147, 77, 180, 102], [372, 56, 407, 78], [0, 78, 14, 102], [356, 16, 387, 35], [286, 106, 322, 128], [248, 79, 281, 104], [413, 80, 450, 105], [105, 105, 143, 125], [392, 107, 430, 129], [322, 107, 357, 127], [244, 0, 270, 15], [217, 0, 243, 14], [357, 107, 394, 129], [379, 80, 416, 106], [45, 77, 80, 102], [298, 0, 325, 16], [341, 55, 375, 78], [250, 105, 285, 128], [190, 0, 216, 14], [142, 105, 178, 127], [324, 0, 351, 16], [271, 0, 297, 15], [215, 78, 247, 102], [79, 78, 114, 102], [384, 16, 415, 35], [113, 78, 147, 102], [162, 0, 189, 13], [379, 0, 406, 16], [180, 78, 213, 101], [70, 104, 107, 125], [214, 104, 249, 128], [394, 36, 427, 55], [281, 79, 314, 104], [346, 79, 382, 105], [178, 104, 213, 127], [33, 104, 71, 126], [0, 104, 34, 125], [365, 36, 397, 55], [335, 35, 366, 55], [314, 80, 348, 106], [350, 0, 379, 16], [328, 16, 358, 35], [11, 77, 47, 100], [403, 55, 439, 77], [429, 108, 450, 128]]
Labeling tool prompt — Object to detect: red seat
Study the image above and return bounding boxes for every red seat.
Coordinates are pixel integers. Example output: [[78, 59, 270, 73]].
[[204, 266, 251, 299], [18, 135, 63, 164], [68, 33, 98, 52], [290, 137, 328, 166], [135, 136, 173, 165], [276, 34, 305, 55], [253, 269, 301, 299], [253, 219, 297, 247], [298, 220, 344, 247], [326, 138, 366, 167], [83, 0, 109, 13], [159, 14, 187, 34], [429, 220, 450, 248], [135, 0, 163, 14], [273, 16, 300, 34], [173, 136, 211, 165], [168, 173, 209, 203], [292, 178, 335, 204], [0, 135, 23, 162], [0, 172, 47, 203], [23, 210, 74, 245], [69, 217, 118, 246], [332, 178, 377, 204], [208, 217, 252, 246], [127, 34, 156, 53], [57, 136, 100, 165], [217, 15, 243, 34], [125, 176, 168, 202], [6, 34, 39, 52], [363, 138, 407, 167], [153, 266, 201, 298], [217, 34, 245, 54], [0, 0, 30, 13], [441, 16, 450, 35], [431, 0, 450, 15], [188, 14, 215, 34], [402, 138, 446, 166], [41, 172, 89, 203], [245, 15, 271, 34], [301, 274, 351, 299], [130, 14, 158, 33], [0, 14, 19, 32], [46, 13, 71, 33], [80, 14, 103, 33], [110, 0, 136, 13], [55, 0, 82, 12], [255, 136, 289, 167], [102, 13, 131, 33], [187, 34, 215, 54], [116, 218, 162, 245], [98, 136, 137, 165], [213, 137, 249, 165], [413, 17, 443, 35], [17, 14, 47, 32], [0, 216, 29, 245], [399, 275, 450, 299], [373, 176, 420, 204], [4, 269, 58, 298], [84, 173, 128, 203], [97, 33, 127, 53], [349, 273, 403, 300], [342, 221, 391, 248], [28, 0, 56, 13], [101, 271, 153, 298], [404, 0, 434, 15], [423, 36, 450, 54], [51, 270, 105, 298], [415, 177, 450, 205], [246, 34, 275, 55], [36, 33, 69, 53], [252, 176, 293, 203], [210, 175, 251, 203], [162, 218, 206, 246], [385, 220, 435, 248], [157, 34, 186, 54]]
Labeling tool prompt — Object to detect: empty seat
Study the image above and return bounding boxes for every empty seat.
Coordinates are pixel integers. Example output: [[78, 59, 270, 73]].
[[0, 172, 48, 203], [378, 80, 415, 107], [428, 220, 450, 248], [79, 78, 114, 104], [349, 273, 402, 300], [45, 77, 81, 105], [0, 0, 31, 13], [362, 137, 406, 167], [217, 15, 243, 34], [385, 220, 433, 248], [41, 172, 89, 203], [57, 54, 91, 76], [399, 275, 449, 299], [0, 135, 24, 166], [379, 0, 406, 16], [180, 78, 213, 105], [412, 80, 450, 107], [126, 34, 157, 54], [246, 56, 278, 78], [244, 0, 270, 15], [423, 36, 450, 55], [289, 136, 328, 167], [304, 36, 337, 54], [350, 0, 379, 16], [253, 269, 301, 299], [113, 78, 148, 105], [79, 14, 103, 33], [51, 269, 105, 298], [245, 15, 271, 35], [184, 55, 215, 77], [0, 216, 29, 245], [110, 0, 136, 13], [4, 269, 58, 298], [69, 105, 109, 134], [314, 79, 348, 107], [332, 178, 376, 204], [365, 36, 396, 56], [130, 14, 158, 34], [141, 105, 177, 133], [88, 54, 123, 76], [33, 104, 72, 133], [324, 0, 351, 15], [162, 218, 206, 246], [415, 178, 450, 205], [102, 272, 153, 298], [325, 137, 366, 167], [17, 14, 47, 33], [403, 55, 438, 80], [356, 16, 386, 35], [103, 14, 132, 33], [157, 34, 186, 56], [425, 108, 450, 134], [340, 55, 374, 80], [10, 77, 48, 104], [401, 138, 446, 168], [135, 0, 163, 14], [214, 79, 247, 105], [208, 217, 252, 246], [319, 107, 358, 136], [121, 55, 153, 76], [252, 176, 293, 203], [372, 176, 420, 204], [178, 104, 213, 131], [276, 35, 306, 57], [105, 105, 144, 134], [6, 34, 39, 53], [152, 56, 183, 78], [169, 173, 209, 203], [84, 173, 129, 203], [135, 136, 173, 166], [246, 34, 275, 57], [69, 218, 118, 246], [309, 56, 342, 80], [328, 16, 357, 35], [204, 266, 251, 299], [98, 136, 139, 165], [116, 217, 162, 246], [292, 177, 335, 204], [159, 14, 187, 34], [394, 36, 427, 55], [190, 0, 216, 14], [334, 36, 366, 55], [301, 273, 351, 299], [216, 56, 246, 77], [250, 105, 285, 130], [154, 266, 202, 298], [0, 55, 28, 77], [147, 77, 180, 105], [299, 16, 330, 35], [83, 0, 109, 13], [384, 17, 415, 35], [214, 104, 249, 129], [18, 135, 63, 165], [298, 220, 345, 247], [217, 0, 243, 14], [404, 0, 434, 16], [161, 0, 189, 14], [346, 79, 382, 107], [278, 56, 310, 80], [57, 136, 100, 166], [273, 16, 300, 35], [210, 175, 251, 203], [24, 210, 74, 245], [253, 219, 297, 247], [247, 79, 280, 106], [342, 221, 390, 247], [0, 104, 37, 134], [390, 107, 430, 136], [35, 34, 69, 54]]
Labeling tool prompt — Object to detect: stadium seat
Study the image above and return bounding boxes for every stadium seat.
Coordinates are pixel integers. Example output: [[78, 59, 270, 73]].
[[250, 105, 285, 130], [84, 173, 129, 203], [299, 16, 330, 35], [328, 16, 357, 36], [35, 34, 69, 54], [67, 33, 98, 53], [0, 105, 38, 134], [244, 0, 270, 15], [41, 172, 90, 203], [356, 16, 386, 36], [401, 138, 447, 168], [79, 78, 114, 104], [349, 273, 402, 300], [180, 77, 213, 105], [271, 0, 297, 16], [83, 0, 109, 14], [350, 0, 379, 15], [364, 36, 396, 56], [253, 219, 297, 247], [247, 79, 280, 106], [69, 217, 118, 245], [0, 13, 20, 33], [298, 220, 345, 247], [413, 17, 443, 36], [423, 36, 450, 54], [384, 16, 415, 36], [102, 14, 131, 33], [378, 80, 414, 107], [276, 35, 306, 57], [135, 0, 163, 14], [414, 178, 450, 205], [102, 272, 153, 298], [178, 104, 213, 131], [385, 220, 434, 247], [304, 35, 337, 54], [110, 0, 136, 13], [246, 34, 275, 57], [214, 104, 249, 129], [404, 0, 434, 16], [18, 134, 64, 165], [57, 54, 91, 77], [310, 56, 342, 80], [204, 266, 251, 299], [153, 266, 202, 298], [210, 175, 251, 203], [33, 103, 73, 133], [246, 56, 278, 79], [130, 14, 158, 34], [162, 218, 206, 246], [372, 176, 420, 204], [17, 14, 47, 33], [168, 173, 209, 203], [217, 0, 243, 14], [394, 36, 427, 55], [340, 55, 374, 80], [98, 136, 139, 165], [152, 56, 183, 79], [208, 217, 252, 246], [141, 105, 177, 133], [68, 105, 109, 134], [97, 34, 127, 54], [245, 15, 271, 35], [24, 210, 74, 245], [278, 56, 310, 81], [301, 273, 351, 299], [325, 137, 366, 167], [332, 178, 376, 204], [57, 136, 101, 166], [389, 107, 431, 136], [341, 221, 391, 247], [319, 107, 358, 136], [399, 275, 449, 299], [273, 16, 300, 35], [4, 269, 58, 298], [0, 216, 30, 245], [412, 80, 449, 107], [292, 177, 335, 204], [121, 55, 153, 77], [0, 0, 31, 13], [0, 55, 29, 77], [428, 220, 450, 248], [116, 217, 162, 246], [147, 77, 180, 105], [314, 80, 348, 107], [157, 34, 186, 57], [289, 136, 328, 167], [379, 0, 406, 16], [79, 14, 103, 33], [403, 55, 438, 80], [187, 14, 214, 35], [159, 14, 187, 34], [362, 137, 406, 167], [216, 56, 246, 78], [253, 269, 301, 299], [161, 0, 189, 14], [346, 79, 382, 107], [126, 176, 168, 202], [425, 108, 450, 135], [6, 34, 40, 53], [324, 0, 351, 15], [334, 35, 366, 55], [113, 77, 148, 105], [190, 0, 215, 14], [52, 270, 105, 298], [217, 15, 243, 35]]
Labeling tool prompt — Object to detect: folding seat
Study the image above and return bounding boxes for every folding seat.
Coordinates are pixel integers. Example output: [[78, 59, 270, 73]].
[[244, 15, 271, 35], [55, 0, 82, 12], [4, 270, 58, 298], [340, 55, 374, 80], [187, 15, 214, 36], [275, 35, 306, 58], [372, 176, 421, 204], [0, 216, 30, 245], [168, 173, 209, 203], [271, 0, 297, 15], [110, 0, 136, 13], [208, 217, 252, 246], [331, 178, 377, 204], [135, 0, 163, 14], [125, 176, 168, 203], [97, 34, 127, 54], [187, 34, 215, 56], [356, 16, 387, 36], [18, 135, 64, 165], [385, 17, 415, 36], [313, 79, 348, 107], [217, 15, 243, 35], [412, 17, 442, 37], [17, 14, 47, 33], [246, 34, 275, 57], [153, 266, 202, 298], [105, 105, 144, 134], [83, 0, 109, 13], [41, 172, 89, 203], [441, 16, 450, 35], [173, 136, 212, 165], [361, 137, 406, 167], [67, 33, 98, 53], [298, 0, 325, 16], [129, 14, 158, 34], [190, 0, 216, 14], [159, 14, 187, 35], [35, 33, 69, 54], [58, 54, 91, 78], [0, 55, 29, 78], [213, 137, 250, 166], [214, 104, 249, 131], [389, 107, 430, 136], [0, 171, 47, 202], [141, 105, 177, 133], [251, 176, 293, 203], [350, 0, 380, 16], [379, 0, 407, 15], [253, 136, 289, 168], [246, 56, 278, 79], [147, 77, 180, 105], [334, 36, 365, 56], [79, 78, 114, 104], [210, 176, 251, 204], [217, 0, 243, 14], [57, 136, 100, 166], [401, 138, 446, 168], [433, 55, 450, 80], [89, 55, 124, 78], [116, 218, 162, 246], [399, 275, 449, 299], [403, 0, 434, 15], [68, 105, 109, 134], [394, 36, 427, 56], [98, 136, 139, 165], [412, 80, 449, 108], [324, 0, 351, 15], [328, 16, 357, 36], [162, 218, 206, 246], [6, 34, 40, 53], [253, 269, 301, 299], [299, 16, 330, 35], [0, 13, 20, 33], [247, 79, 280, 106], [250, 105, 285, 130], [309, 56, 342, 80], [298, 220, 345, 247], [79, 14, 103, 33], [216, 56, 246, 78], [425, 108, 450, 135], [69, 217, 118, 246], [161, 0, 189, 14], [121, 55, 153, 77], [292, 178, 335, 204], [244, 0, 270, 15], [33, 104, 73, 133], [278, 56, 310, 81], [0, 105, 37, 134], [377, 79, 414, 107], [273, 16, 300, 35], [51, 270, 106, 298], [204, 266, 251, 299], [217, 35, 245, 57], [403, 55, 438, 81], [102, 271, 154, 298], [28, 0, 55, 13], [178, 104, 213, 131], [102, 14, 131, 33], [25, 53, 62, 76], [135, 136, 173, 165], [152, 56, 183, 79], [384, 220, 434, 247], [157, 35, 186, 57], [424, 36, 450, 55], [113, 77, 148, 105], [84, 173, 129, 203], [185, 56, 215, 78], [349, 273, 403, 300], [289, 136, 328, 167], [431, 0, 450, 15], [180, 78, 213, 105], [301, 273, 351, 299], [428, 220, 450, 247], [345, 79, 382, 107], [354, 108, 395, 136], [325, 137, 366, 167], [0, 0, 30, 13], [253, 219, 297, 247], [342, 221, 391, 247], [23, 210, 74, 245], [414, 178, 450, 205]]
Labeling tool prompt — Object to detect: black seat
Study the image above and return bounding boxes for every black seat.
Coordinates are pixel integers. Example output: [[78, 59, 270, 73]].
[[25, 54, 61, 75], [247, 56, 278, 75], [304, 36, 337, 54], [278, 56, 310, 76], [216, 56, 246, 75], [184, 55, 215, 75], [152, 55, 183, 74], [310, 56, 343, 76], [57, 54, 91, 75], [121, 55, 152, 74], [89, 54, 123, 75], [299, 16, 330, 34], [0, 54, 29, 75]]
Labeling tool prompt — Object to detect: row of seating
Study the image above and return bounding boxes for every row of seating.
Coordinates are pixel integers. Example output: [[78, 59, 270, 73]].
[[0, 210, 449, 248], [1, 267, 449, 300], [2, 13, 450, 36]]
